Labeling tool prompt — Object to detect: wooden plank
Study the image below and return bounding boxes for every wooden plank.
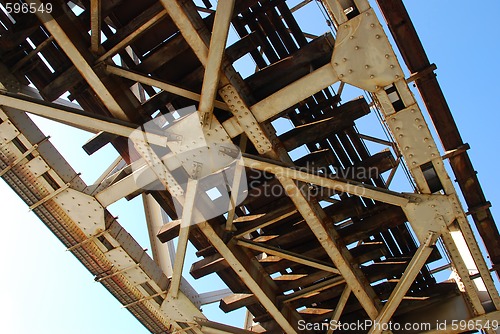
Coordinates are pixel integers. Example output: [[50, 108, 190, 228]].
[[232, 16, 268, 69], [220, 293, 258, 313], [278, 97, 370, 151], [339, 206, 407, 245], [157, 219, 181, 243], [376, 0, 500, 271], [246, 33, 334, 100], [102, 2, 166, 55], [234, 204, 298, 238], [190, 253, 229, 279]]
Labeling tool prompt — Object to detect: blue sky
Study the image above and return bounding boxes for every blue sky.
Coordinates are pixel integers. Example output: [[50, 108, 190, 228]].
[[1, 1, 500, 333]]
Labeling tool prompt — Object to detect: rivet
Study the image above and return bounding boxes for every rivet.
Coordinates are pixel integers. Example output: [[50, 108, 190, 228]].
[[344, 24, 349, 28], [343, 57, 347, 62], [355, 46, 360, 50], [415, 118, 420, 122], [412, 161, 417, 165], [339, 74, 344, 78], [385, 54, 390, 59], [404, 146, 409, 150], [395, 127, 401, 131], [370, 23, 375, 28], [365, 12, 370, 16], [418, 125, 423, 129], [349, 69, 353, 74], [334, 62, 339, 66], [365, 65, 370, 69], [411, 109, 416, 113], [409, 154, 414, 158], [390, 65, 395, 69], [370, 74, 375, 79], [399, 134, 404, 138], [375, 34, 380, 39], [431, 153, 436, 157], [391, 118, 396, 122], [395, 75, 400, 79], [349, 36, 354, 40]]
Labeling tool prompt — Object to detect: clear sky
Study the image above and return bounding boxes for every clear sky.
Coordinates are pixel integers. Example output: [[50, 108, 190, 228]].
[[1, 1, 500, 333]]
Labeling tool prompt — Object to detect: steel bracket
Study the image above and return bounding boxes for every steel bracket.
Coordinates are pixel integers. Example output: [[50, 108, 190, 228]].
[[0, 119, 20, 145], [219, 84, 273, 154], [52, 188, 106, 237], [331, 8, 404, 92], [386, 104, 441, 168], [26, 155, 51, 177], [403, 193, 457, 243]]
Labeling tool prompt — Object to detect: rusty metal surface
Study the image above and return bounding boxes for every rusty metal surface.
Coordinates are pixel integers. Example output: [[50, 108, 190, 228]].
[[375, 0, 500, 275], [0, 0, 498, 332]]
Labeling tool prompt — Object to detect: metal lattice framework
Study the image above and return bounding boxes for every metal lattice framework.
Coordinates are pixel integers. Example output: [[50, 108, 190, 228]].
[[0, 0, 499, 333]]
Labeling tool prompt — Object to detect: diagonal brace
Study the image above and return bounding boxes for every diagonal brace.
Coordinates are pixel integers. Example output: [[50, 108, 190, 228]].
[[368, 231, 439, 334]]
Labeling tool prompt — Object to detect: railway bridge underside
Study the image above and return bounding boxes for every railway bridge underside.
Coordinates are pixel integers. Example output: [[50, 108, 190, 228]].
[[0, 0, 499, 333]]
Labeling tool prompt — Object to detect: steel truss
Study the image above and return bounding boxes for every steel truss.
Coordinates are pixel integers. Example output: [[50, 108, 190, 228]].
[[0, 0, 499, 333]]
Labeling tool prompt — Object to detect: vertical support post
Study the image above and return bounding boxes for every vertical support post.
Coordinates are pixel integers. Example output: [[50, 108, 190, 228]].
[[276, 175, 381, 320], [90, 0, 101, 54], [225, 160, 244, 231], [199, 0, 235, 126], [143, 194, 174, 276], [368, 232, 438, 334], [170, 178, 198, 298], [327, 286, 351, 334]]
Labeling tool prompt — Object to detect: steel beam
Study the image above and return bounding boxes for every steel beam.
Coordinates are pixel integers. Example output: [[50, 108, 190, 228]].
[[143, 194, 174, 276], [0, 92, 168, 147], [422, 311, 500, 334], [368, 232, 438, 334], [320, 0, 500, 317], [199, 0, 235, 125], [159, 0, 209, 66], [250, 63, 339, 122], [170, 179, 197, 298], [90, 0, 101, 54], [243, 156, 409, 207], [276, 176, 381, 320], [236, 238, 340, 274], [97, 10, 168, 62], [279, 275, 346, 303], [28, 0, 128, 120], [327, 285, 351, 334], [197, 221, 302, 334], [105, 65, 229, 111]]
